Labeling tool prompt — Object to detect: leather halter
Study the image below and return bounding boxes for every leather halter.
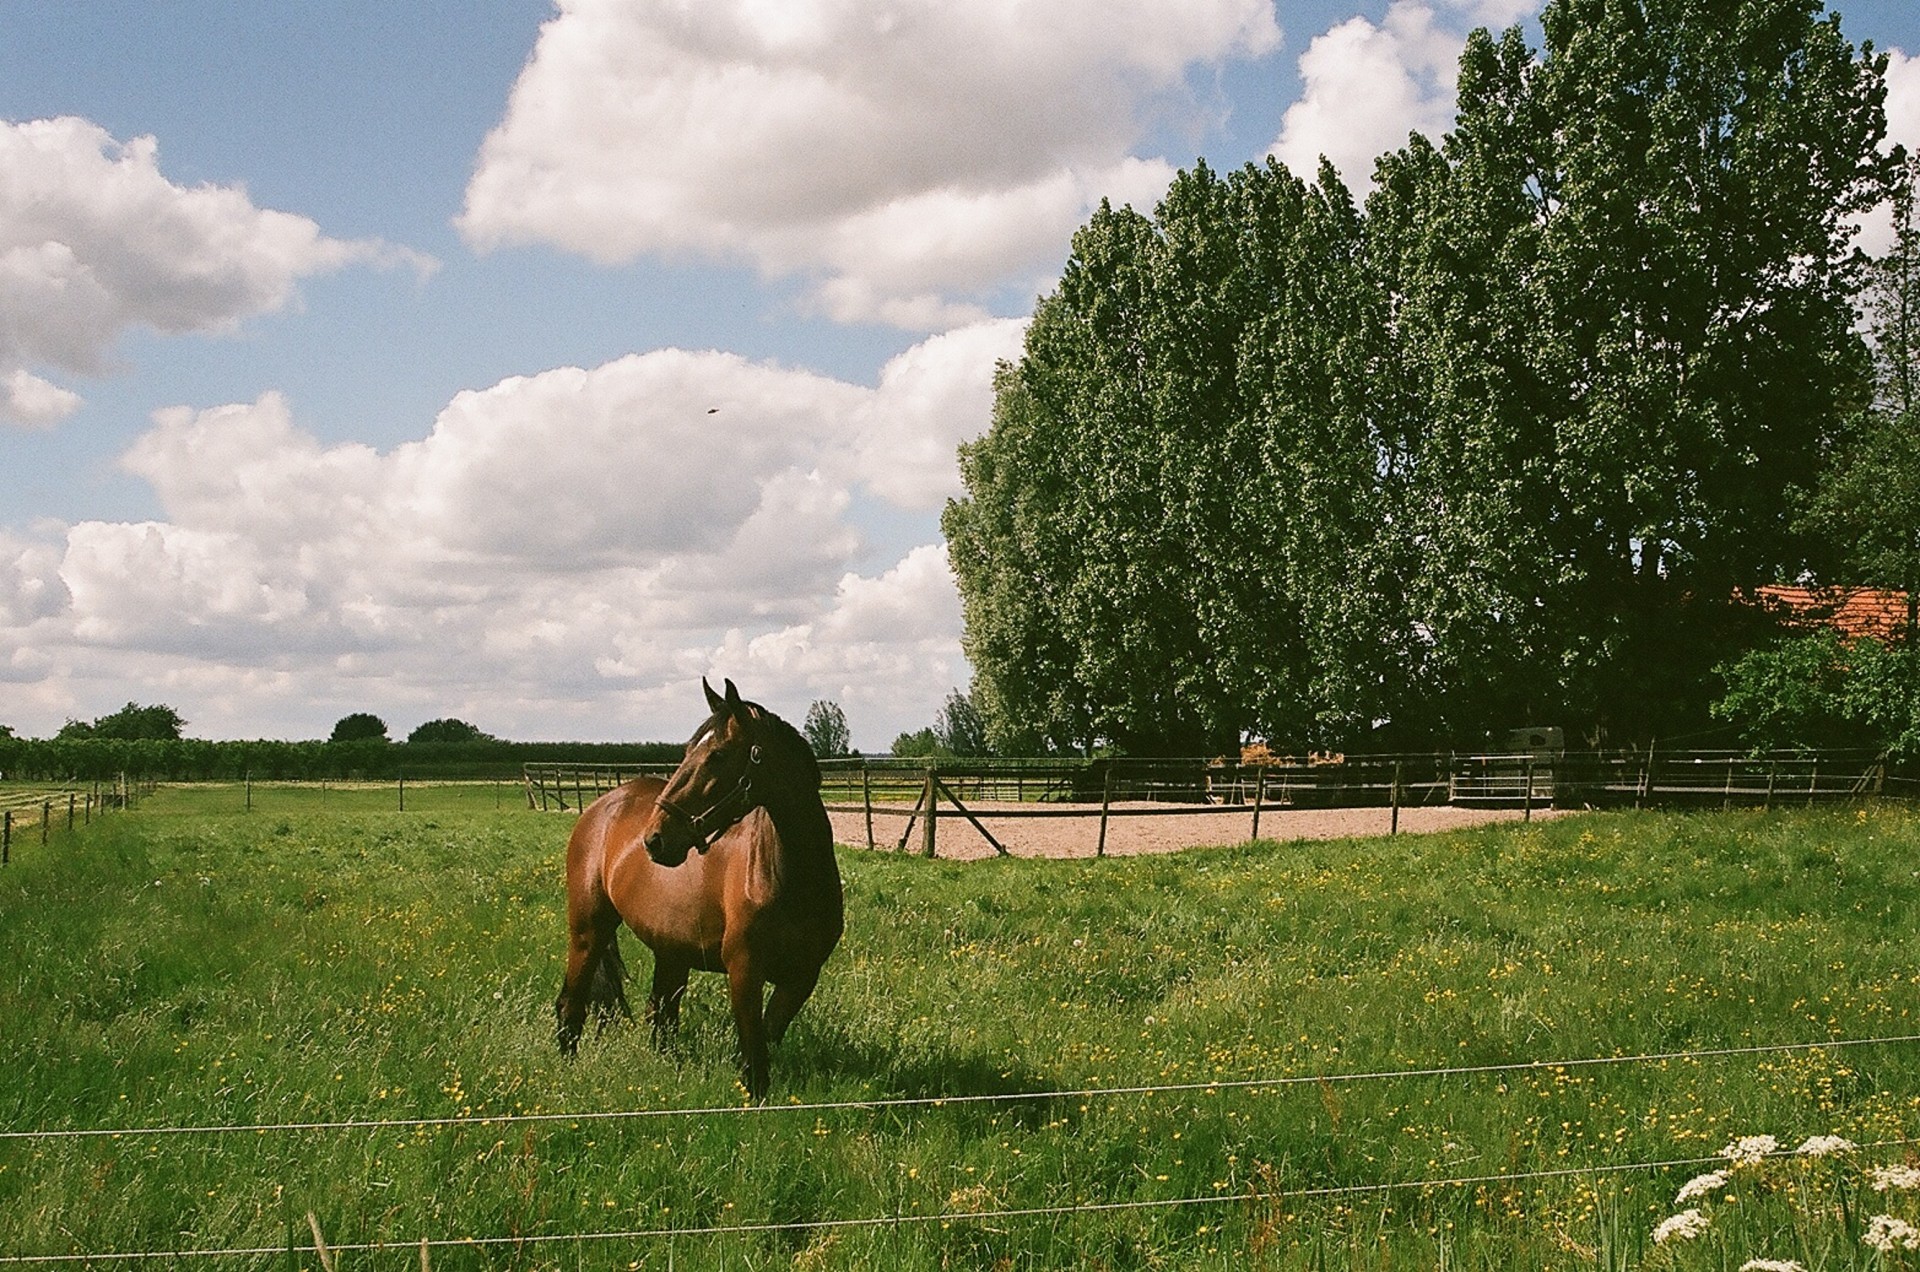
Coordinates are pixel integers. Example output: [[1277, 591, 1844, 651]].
[[655, 729, 765, 852]]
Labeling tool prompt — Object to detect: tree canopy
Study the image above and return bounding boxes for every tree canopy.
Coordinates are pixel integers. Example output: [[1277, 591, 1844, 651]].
[[405, 718, 493, 745], [58, 702, 187, 741], [946, 0, 1898, 754], [802, 700, 852, 758], [329, 713, 390, 744]]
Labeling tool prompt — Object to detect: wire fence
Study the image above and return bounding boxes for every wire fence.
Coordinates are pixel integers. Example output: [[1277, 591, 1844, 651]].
[[6, 1144, 1904, 1267], [4, 1032, 1916, 1265]]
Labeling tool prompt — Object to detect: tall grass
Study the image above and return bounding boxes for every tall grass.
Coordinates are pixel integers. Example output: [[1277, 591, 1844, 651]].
[[3, 793, 1920, 1268]]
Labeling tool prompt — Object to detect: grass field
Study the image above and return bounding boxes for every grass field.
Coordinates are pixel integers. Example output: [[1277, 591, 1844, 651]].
[[4, 791, 1920, 1269]]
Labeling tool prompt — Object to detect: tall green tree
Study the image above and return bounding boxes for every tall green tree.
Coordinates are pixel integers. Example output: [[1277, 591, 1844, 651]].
[[1803, 155, 1920, 634], [801, 700, 852, 758], [1372, 0, 1893, 741], [950, 0, 1896, 753]]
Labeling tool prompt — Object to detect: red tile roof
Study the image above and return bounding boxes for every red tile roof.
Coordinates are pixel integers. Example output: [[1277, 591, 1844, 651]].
[[1755, 585, 1912, 640]]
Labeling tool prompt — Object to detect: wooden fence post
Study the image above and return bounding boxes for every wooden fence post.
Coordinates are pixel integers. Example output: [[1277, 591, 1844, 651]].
[[920, 764, 938, 858], [861, 759, 874, 851], [398, 770, 406, 812], [245, 771, 253, 813], [1390, 760, 1403, 835], [42, 800, 51, 845], [1523, 757, 1534, 823], [1250, 764, 1266, 842], [1096, 763, 1113, 858], [67, 793, 75, 832], [3, 809, 10, 865]]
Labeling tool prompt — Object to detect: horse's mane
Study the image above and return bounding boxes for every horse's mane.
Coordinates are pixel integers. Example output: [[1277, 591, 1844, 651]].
[[743, 699, 822, 791]]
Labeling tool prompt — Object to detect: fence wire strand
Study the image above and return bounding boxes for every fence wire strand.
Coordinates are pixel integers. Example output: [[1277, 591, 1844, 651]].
[[5, 1031, 1916, 1145], [4, 1139, 1916, 1266]]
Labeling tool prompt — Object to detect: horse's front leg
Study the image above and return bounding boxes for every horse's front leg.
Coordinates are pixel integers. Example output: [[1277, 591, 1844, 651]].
[[648, 953, 690, 1050], [726, 961, 771, 1100]]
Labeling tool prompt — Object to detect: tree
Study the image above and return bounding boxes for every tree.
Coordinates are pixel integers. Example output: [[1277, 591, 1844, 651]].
[[801, 700, 852, 758], [329, 713, 390, 744], [948, 159, 1390, 753], [890, 727, 947, 758], [1371, 0, 1893, 741], [951, 0, 1897, 752], [1803, 155, 1920, 635], [932, 687, 989, 757], [406, 718, 493, 744], [64, 702, 187, 740]]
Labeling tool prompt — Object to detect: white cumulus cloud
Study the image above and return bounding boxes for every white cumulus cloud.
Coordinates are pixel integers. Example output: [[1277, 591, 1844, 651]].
[[8, 322, 1020, 744], [1269, 1, 1467, 188], [0, 116, 431, 427], [458, 0, 1279, 326]]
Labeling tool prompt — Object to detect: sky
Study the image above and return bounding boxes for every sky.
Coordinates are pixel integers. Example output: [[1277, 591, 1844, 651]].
[[2, 1, 1918, 751]]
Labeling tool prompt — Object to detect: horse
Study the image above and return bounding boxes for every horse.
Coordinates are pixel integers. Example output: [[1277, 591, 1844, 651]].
[[554, 678, 844, 1099]]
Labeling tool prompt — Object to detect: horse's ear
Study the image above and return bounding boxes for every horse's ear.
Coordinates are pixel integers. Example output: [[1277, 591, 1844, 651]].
[[723, 679, 742, 715], [703, 677, 725, 716]]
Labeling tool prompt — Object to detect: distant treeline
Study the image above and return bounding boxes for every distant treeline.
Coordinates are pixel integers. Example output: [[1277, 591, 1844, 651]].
[[0, 737, 684, 782]]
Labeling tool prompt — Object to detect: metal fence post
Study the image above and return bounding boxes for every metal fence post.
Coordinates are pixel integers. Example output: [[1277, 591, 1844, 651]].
[[1390, 760, 1403, 835]]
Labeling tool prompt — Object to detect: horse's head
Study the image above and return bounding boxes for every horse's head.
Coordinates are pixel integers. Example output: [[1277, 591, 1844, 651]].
[[645, 677, 765, 867]]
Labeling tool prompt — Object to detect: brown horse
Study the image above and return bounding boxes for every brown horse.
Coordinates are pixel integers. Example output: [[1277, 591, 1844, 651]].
[[554, 678, 844, 1098]]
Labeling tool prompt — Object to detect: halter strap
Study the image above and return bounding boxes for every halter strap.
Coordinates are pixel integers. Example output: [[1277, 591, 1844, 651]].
[[656, 736, 765, 851]]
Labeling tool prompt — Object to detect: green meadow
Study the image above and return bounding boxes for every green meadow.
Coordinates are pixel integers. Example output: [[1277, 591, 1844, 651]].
[[4, 790, 1920, 1269]]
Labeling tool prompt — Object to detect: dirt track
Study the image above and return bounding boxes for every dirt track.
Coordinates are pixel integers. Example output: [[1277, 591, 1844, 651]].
[[829, 800, 1565, 861]]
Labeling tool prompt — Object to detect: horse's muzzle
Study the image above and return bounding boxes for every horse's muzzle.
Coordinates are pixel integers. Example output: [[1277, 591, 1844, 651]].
[[644, 824, 692, 868]]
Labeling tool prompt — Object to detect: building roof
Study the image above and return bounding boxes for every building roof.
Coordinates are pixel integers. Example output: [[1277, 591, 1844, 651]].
[[1755, 585, 1912, 640]]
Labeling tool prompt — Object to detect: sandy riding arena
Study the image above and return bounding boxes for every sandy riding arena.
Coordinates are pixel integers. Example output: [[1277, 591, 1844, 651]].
[[829, 800, 1566, 861]]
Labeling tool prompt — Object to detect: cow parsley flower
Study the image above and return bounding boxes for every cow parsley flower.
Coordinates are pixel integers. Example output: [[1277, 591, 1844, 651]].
[[1795, 1135, 1855, 1158], [1675, 1170, 1729, 1204], [1863, 1214, 1920, 1253], [1722, 1134, 1780, 1166], [1653, 1208, 1711, 1244], [1738, 1260, 1805, 1272], [1869, 1164, 1920, 1192]]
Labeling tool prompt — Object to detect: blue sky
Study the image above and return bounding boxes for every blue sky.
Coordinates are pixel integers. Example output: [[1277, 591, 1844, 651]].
[[2, 0, 1916, 748]]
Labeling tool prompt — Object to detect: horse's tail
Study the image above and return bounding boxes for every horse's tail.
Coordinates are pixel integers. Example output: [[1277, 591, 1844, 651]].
[[588, 934, 632, 1027]]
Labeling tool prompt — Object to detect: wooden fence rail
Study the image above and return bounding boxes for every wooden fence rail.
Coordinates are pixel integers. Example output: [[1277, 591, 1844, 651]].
[[521, 748, 1906, 858]]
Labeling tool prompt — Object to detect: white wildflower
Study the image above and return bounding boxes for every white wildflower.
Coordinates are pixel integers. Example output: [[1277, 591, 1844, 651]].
[[1869, 1163, 1920, 1192], [1723, 1134, 1780, 1166], [1795, 1134, 1856, 1158], [1738, 1260, 1806, 1272], [1653, 1208, 1711, 1244], [1863, 1214, 1920, 1253], [1675, 1170, 1729, 1204]]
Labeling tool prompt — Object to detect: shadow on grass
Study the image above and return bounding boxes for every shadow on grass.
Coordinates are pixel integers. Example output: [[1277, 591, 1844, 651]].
[[784, 1017, 1061, 1131]]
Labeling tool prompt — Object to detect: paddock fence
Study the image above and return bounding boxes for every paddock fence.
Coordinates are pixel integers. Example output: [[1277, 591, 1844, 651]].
[[521, 747, 1910, 858], [0, 775, 147, 866], [4, 1030, 1918, 1267]]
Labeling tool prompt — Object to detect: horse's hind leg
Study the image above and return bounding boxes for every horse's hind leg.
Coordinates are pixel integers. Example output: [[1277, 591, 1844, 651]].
[[555, 903, 623, 1055], [647, 953, 690, 1050]]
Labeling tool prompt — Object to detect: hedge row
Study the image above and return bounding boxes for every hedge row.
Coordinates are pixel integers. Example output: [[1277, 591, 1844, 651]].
[[0, 737, 683, 782]]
